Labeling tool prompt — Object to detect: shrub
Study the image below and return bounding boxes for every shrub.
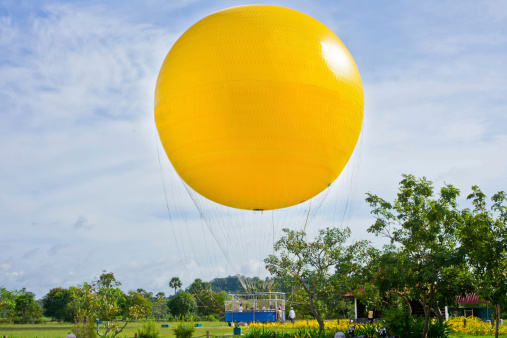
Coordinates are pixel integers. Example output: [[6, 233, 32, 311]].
[[352, 323, 383, 337], [137, 320, 161, 338], [173, 321, 196, 338], [72, 316, 97, 338], [427, 320, 451, 338]]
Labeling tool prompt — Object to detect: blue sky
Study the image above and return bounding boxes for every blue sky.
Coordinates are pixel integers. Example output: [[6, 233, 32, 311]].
[[1, 0, 506, 298]]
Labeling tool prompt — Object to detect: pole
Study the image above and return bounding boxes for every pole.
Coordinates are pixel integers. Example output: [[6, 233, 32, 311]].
[[354, 298, 358, 319]]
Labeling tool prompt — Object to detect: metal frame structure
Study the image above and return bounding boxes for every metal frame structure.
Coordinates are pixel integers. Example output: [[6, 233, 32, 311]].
[[225, 292, 286, 323]]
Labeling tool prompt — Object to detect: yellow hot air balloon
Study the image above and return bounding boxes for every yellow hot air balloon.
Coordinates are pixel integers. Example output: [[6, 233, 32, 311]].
[[155, 5, 363, 211]]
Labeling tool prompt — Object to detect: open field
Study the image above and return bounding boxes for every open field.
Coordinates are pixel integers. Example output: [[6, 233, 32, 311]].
[[0, 321, 231, 338]]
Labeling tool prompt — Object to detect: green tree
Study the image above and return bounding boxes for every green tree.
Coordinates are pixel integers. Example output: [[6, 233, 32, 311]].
[[169, 277, 182, 295], [96, 271, 121, 289], [366, 174, 468, 338], [70, 272, 151, 338], [125, 291, 153, 320], [264, 227, 366, 332], [25, 301, 43, 324], [15, 291, 42, 323], [195, 289, 224, 316], [167, 291, 197, 319], [460, 187, 507, 338], [209, 276, 243, 293], [187, 279, 211, 295], [152, 297, 169, 320], [0, 287, 18, 323], [42, 287, 74, 322]]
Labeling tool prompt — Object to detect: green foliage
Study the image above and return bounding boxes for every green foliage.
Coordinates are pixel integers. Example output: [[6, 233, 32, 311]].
[[167, 292, 197, 319], [244, 328, 288, 338], [69, 272, 152, 338], [427, 320, 451, 338], [209, 275, 243, 293], [383, 305, 451, 338], [152, 297, 169, 320], [0, 287, 19, 323], [137, 320, 160, 338], [383, 303, 419, 338], [187, 279, 209, 295], [126, 290, 153, 319], [95, 271, 121, 289], [460, 186, 507, 337], [172, 321, 195, 338], [14, 291, 43, 324], [195, 289, 224, 316], [366, 174, 470, 337], [169, 277, 183, 295], [72, 315, 98, 338], [264, 227, 369, 331], [42, 287, 74, 322], [351, 323, 383, 338]]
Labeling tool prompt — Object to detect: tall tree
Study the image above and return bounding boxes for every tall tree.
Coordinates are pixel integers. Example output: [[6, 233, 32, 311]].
[[167, 291, 196, 319], [70, 272, 151, 338], [169, 277, 182, 295], [0, 287, 19, 323], [264, 227, 367, 332], [152, 297, 169, 320], [195, 289, 225, 316], [187, 279, 206, 295], [209, 276, 243, 293], [460, 187, 507, 338], [96, 271, 121, 289], [155, 292, 166, 300], [15, 292, 42, 323], [42, 287, 74, 322], [366, 174, 467, 338]]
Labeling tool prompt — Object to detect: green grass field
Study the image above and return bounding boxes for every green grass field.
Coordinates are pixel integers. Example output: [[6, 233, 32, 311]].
[[2, 322, 507, 338], [0, 321, 231, 338]]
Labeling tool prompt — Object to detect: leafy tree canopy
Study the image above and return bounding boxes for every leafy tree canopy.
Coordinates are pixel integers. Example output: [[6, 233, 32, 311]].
[[42, 287, 74, 322], [365, 174, 471, 338], [460, 186, 507, 338], [169, 277, 182, 295], [265, 227, 367, 332], [167, 291, 197, 319]]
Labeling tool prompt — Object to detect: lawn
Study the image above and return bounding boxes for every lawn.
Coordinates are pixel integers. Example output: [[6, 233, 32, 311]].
[[0, 321, 231, 338]]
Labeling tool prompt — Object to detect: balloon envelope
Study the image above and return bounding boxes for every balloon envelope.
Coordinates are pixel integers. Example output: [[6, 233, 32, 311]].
[[155, 5, 363, 210]]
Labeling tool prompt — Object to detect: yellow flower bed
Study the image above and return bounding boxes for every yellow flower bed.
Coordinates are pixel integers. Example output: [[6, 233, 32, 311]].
[[448, 316, 507, 336], [249, 319, 378, 332], [250, 317, 507, 336]]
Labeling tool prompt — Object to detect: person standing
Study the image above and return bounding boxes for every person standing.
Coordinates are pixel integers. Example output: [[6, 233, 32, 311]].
[[277, 306, 283, 323], [288, 307, 295, 324], [238, 303, 243, 312]]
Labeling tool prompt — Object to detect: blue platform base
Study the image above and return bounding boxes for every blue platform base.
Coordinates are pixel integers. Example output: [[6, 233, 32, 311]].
[[225, 312, 285, 323]]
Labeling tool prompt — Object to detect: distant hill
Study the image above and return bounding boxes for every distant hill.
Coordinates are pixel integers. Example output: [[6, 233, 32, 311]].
[[209, 275, 275, 293]]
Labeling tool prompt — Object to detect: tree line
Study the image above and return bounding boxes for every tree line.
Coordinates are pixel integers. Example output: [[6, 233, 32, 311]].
[[1, 175, 505, 338], [265, 174, 507, 338]]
